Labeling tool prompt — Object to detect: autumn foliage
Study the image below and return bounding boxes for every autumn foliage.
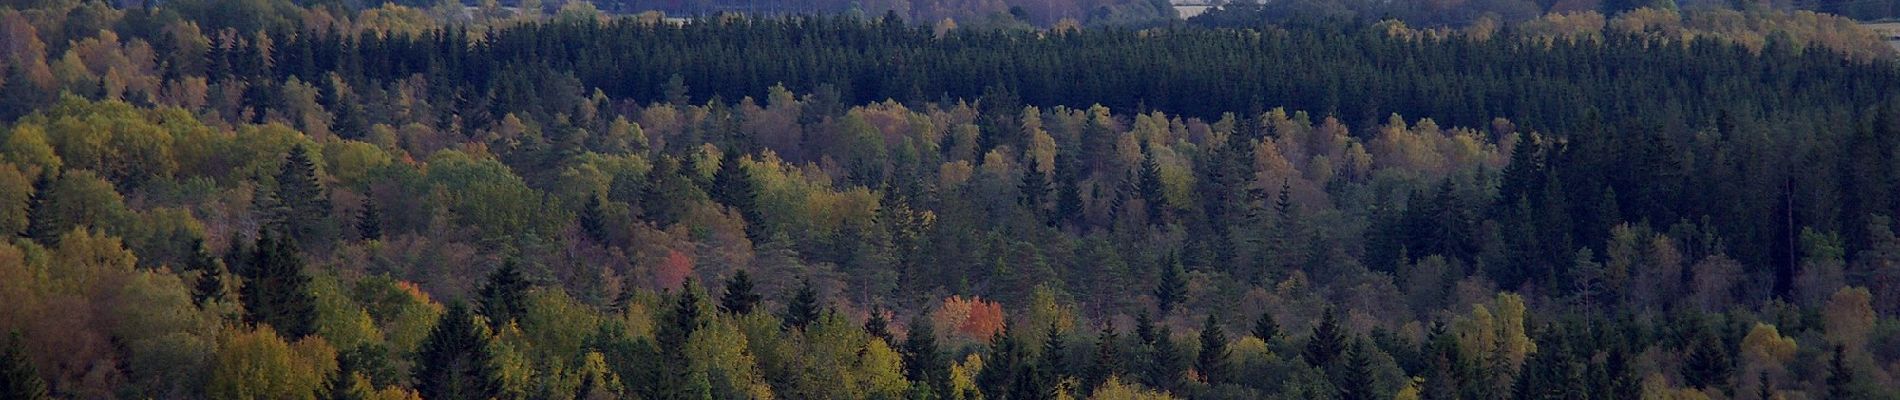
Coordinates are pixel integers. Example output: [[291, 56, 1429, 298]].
[[931, 295, 1005, 342]]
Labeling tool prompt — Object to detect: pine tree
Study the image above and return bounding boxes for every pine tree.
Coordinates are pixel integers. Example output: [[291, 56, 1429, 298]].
[[1196, 315, 1231, 386], [356, 197, 382, 241], [477, 261, 531, 331], [1304, 308, 1346, 367], [272, 145, 331, 246], [1154, 256, 1187, 315], [1337, 341, 1376, 400], [718, 269, 761, 315], [782, 278, 822, 330], [1252, 312, 1279, 345], [241, 232, 317, 338], [415, 303, 499, 400], [0, 331, 48, 400], [903, 316, 951, 397]]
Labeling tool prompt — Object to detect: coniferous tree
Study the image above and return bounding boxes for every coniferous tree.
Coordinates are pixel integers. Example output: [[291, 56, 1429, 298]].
[[477, 261, 531, 331], [1827, 345, 1853, 399], [1682, 328, 1732, 391], [977, 329, 1025, 400], [1252, 312, 1279, 346], [1138, 144, 1167, 225], [1304, 308, 1346, 367], [578, 195, 607, 243], [903, 316, 950, 397], [1196, 314, 1231, 386], [865, 310, 894, 346], [1052, 152, 1083, 227], [1020, 157, 1050, 216], [657, 280, 705, 399], [1041, 321, 1070, 388], [23, 174, 58, 245], [1135, 312, 1157, 346], [1154, 256, 1187, 315], [1337, 341, 1377, 400], [1084, 322, 1123, 396], [1421, 323, 1462, 400], [783, 278, 822, 330], [710, 151, 762, 239], [194, 262, 230, 307], [1142, 326, 1182, 392], [718, 269, 761, 315], [356, 197, 382, 241], [241, 232, 317, 338], [0, 332, 48, 400], [415, 303, 499, 400], [272, 145, 331, 246]]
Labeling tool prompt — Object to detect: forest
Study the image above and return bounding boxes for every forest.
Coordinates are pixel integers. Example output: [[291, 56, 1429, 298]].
[[2, 0, 1900, 399]]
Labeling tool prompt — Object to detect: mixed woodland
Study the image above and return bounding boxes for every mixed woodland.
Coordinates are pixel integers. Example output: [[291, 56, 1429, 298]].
[[3, 0, 1900, 399]]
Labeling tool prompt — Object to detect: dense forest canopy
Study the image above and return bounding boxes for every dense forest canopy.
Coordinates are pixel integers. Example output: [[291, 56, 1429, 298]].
[[3, 0, 1900, 400]]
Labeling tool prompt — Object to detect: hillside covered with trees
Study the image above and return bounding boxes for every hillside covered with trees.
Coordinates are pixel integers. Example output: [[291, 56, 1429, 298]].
[[3, 1, 1900, 399]]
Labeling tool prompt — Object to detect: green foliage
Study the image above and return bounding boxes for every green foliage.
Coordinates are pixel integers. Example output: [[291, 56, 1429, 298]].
[[413, 303, 499, 400], [0, 332, 49, 400], [718, 269, 761, 315], [241, 232, 319, 339], [1195, 315, 1231, 386]]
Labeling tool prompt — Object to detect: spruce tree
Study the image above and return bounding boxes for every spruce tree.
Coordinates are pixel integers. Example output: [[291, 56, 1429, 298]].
[[1138, 144, 1167, 225], [356, 197, 382, 241], [578, 195, 607, 243], [1020, 157, 1050, 216], [0, 331, 48, 400], [1142, 326, 1182, 392], [23, 173, 58, 245], [1252, 312, 1279, 346], [1041, 322, 1070, 385], [710, 150, 762, 239], [1052, 152, 1083, 227], [1084, 322, 1123, 396], [272, 145, 331, 246], [1154, 256, 1187, 315], [782, 278, 822, 331], [415, 303, 499, 400], [977, 329, 1025, 400], [718, 269, 761, 315], [241, 232, 317, 338], [1337, 341, 1376, 400], [1304, 308, 1346, 367], [1827, 345, 1853, 399], [657, 280, 705, 399], [902, 317, 950, 397], [477, 261, 531, 331], [1682, 328, 1732, 391], [864, 310, 894, 346], [1196, 315, 1231, 386]]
